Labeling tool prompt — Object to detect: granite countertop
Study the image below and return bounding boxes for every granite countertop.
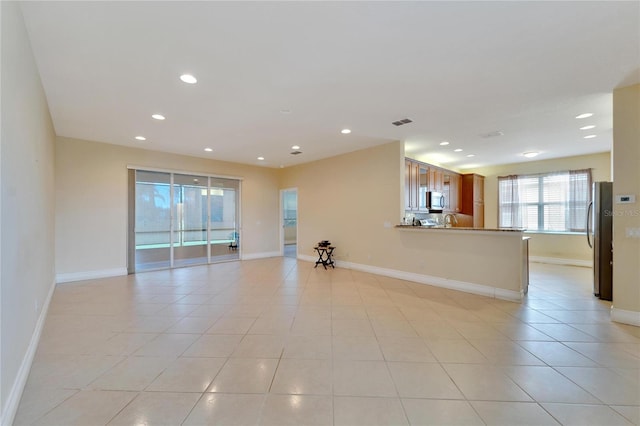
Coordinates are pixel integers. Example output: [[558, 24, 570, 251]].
[[395, 225, 526, 232]]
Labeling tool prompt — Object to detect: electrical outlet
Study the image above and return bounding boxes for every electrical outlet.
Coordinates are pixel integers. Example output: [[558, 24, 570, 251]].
[[626, 227, 640, 238]]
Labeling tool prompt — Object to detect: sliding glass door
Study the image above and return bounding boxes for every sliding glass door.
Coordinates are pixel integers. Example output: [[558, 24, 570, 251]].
[[209, 177, 239, 262], [134, 171, 172, 271], [173, 174, 209, 268], [131, 169, 240, 272]]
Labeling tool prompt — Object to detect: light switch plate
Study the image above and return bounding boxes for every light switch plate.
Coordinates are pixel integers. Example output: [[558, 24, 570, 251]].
[[616, 194, 636, 204]]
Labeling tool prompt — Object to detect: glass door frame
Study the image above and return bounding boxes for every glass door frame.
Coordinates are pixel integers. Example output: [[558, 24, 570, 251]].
[[172, 173, 211, 268], [128, 166, 242, 273], [279, 187, 298, 257]]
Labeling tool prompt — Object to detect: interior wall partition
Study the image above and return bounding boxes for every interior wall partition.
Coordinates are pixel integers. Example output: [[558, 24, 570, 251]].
[[128, 169, 240, 273]]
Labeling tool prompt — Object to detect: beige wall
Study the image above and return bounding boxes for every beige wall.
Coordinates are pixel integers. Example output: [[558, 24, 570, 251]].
[[1, 2, 57, 422], [612, 84, 640, 322], [280, 141, 405, 264], [55, 137, 281, 277], [56, 137, 527, 295], [467, 152, 611, 263], [280, 141, 526, 296]]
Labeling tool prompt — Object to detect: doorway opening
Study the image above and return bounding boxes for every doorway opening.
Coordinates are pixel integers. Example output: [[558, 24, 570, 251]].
[[281, 188, 298, 258]]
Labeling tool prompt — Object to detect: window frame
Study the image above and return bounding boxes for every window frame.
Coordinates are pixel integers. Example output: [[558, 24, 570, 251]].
[[498, 169, 591, 233]]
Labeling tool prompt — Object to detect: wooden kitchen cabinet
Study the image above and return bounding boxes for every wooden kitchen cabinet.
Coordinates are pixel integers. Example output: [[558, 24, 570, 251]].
[[445, 173, 462, 213], [405, 159, 429, 212], [405, 158, 465, 214], [404, 159, 416, 211], [462, 174, 485, 227], [429, 167, 444, 192], [473, 201, 484, 228], [473, 174, 484, 202], [417, 164, 428, 211]]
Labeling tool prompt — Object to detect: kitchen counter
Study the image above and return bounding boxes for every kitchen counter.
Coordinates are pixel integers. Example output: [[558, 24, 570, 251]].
[[395, 225, 525, 235]]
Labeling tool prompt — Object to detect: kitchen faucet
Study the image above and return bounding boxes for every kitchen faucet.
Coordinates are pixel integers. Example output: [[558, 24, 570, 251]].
[[443, 214, 458, 228]]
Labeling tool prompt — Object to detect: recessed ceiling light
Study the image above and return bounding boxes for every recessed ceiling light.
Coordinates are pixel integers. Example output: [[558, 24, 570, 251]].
[[466, 154, 475, 158], [135, 136, 146, 141], [179, 74, 197, 84], [152, 114, 165, 120], [454, 148, 463, 152], [341, 129, 351, 134], [257, 156, 265, 161], [575, 113, 593, 119], [291, 145, 300, 150], [440, 141, 450, 146], [204, 148, 213, 152], [523, 152, 539, 158], [580, 125, 596, 130], [584, 134, 597, 139]]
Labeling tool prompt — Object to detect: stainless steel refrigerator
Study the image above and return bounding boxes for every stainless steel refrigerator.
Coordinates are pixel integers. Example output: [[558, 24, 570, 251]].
[[586, 181, 613, 301]]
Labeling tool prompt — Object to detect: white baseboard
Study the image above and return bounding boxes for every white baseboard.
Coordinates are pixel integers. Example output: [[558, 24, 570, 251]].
[[611, 307, 640, 327], [56, 267, 128, 283], [302, 256, 522, 302], [298, 254, 317, 263], [529, 256, 592, 268], [242, 251, 281, 261], [1, 278, 56, 426], [495, 288, 525, 301]]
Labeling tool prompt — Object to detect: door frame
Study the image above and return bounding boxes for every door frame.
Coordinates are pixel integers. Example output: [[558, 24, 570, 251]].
[[279, 187, 298, 257], [128, 165, 243, 272]]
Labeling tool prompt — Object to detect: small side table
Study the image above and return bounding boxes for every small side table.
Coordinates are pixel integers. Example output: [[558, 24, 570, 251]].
[[314, 246, 335, 269]]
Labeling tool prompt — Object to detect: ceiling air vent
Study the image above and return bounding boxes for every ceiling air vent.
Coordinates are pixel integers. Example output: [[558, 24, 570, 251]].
[[392, 118, 413, 126], [290, 151, 302, 155]]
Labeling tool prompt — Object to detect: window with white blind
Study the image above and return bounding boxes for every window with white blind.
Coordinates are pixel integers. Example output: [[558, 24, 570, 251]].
[[498, 169, 592, 232]]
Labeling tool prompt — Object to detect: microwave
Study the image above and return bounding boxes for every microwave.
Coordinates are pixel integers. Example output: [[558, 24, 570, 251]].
[[427, 191, 445, 212]]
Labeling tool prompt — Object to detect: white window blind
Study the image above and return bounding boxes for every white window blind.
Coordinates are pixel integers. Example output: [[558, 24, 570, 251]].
[[498, 169, 591, 232]]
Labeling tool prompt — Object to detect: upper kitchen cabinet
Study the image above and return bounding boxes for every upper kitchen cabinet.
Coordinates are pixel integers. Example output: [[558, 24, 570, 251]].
[[404, 158, 429, 212], [462, 173, 485, 227], [444, 172, 462, 213], [405, 159, 429, 212], [473, 174, 484, 203], [404, 159, 417, 211], [405, 158, 466, 214], [417, 163, 428, 211], [429, 167, 444, 192]]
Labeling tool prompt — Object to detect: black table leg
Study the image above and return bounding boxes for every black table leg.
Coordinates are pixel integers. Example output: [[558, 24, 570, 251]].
[[314, 247, 335, 269]]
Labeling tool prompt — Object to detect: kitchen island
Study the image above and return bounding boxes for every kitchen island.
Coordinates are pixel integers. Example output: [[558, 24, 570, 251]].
[[391, 225, 529, 301]]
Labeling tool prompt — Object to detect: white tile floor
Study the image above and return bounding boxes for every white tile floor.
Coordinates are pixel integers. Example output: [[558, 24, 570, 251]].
[[14, 259, 640, 425]]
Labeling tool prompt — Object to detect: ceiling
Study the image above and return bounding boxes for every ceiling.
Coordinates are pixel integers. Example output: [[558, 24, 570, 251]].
[[20, 1, 639, 170]]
